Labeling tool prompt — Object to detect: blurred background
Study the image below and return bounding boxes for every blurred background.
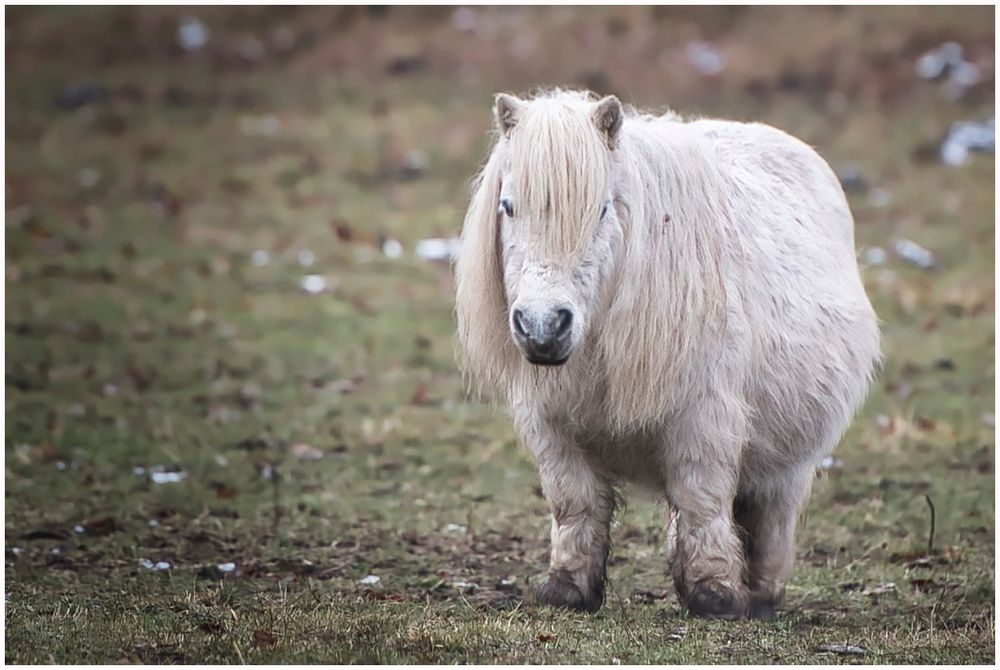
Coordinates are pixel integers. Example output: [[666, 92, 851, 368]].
[[5, 5, 995, 664]]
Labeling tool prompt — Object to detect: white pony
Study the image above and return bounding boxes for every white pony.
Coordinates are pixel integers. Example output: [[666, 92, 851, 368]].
[[454, 89, 880, 619]]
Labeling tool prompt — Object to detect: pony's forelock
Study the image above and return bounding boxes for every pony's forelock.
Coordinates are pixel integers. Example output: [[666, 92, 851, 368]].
[[508, 96, 612, 263]]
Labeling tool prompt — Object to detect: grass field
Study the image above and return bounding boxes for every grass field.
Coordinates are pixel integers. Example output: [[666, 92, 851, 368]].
[[5, 6, 995, 663]]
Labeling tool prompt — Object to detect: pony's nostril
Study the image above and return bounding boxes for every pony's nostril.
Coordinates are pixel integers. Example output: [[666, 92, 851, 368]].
[[554, 309, 573, 339], [512, 309, 528, 338]]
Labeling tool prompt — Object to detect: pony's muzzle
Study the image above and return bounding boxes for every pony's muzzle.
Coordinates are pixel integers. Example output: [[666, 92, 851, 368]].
[[511, 306, 574, 366]]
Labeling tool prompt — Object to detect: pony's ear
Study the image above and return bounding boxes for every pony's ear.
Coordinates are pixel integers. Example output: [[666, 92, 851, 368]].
[[593, 95, 623, 149], [494, 93, 525, 138]]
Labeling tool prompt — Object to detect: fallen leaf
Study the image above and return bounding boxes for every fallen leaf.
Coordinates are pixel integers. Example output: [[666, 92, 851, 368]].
[[82, 515, 118, 536], [196, 621, 224, 634], [331, 219, 354, 241], [944, 545, 964, 563], [409, 384, 430, 405], [21, 529, 69, 541], [363, 590, 405, 602], [233, 436, 271, 451], [209, 481, 239, 499], [252, 629, 277, 649], [126, 363, 157, 391], [537, 633, 557, 643], [33, 443, 59, 463], [933, 358, 955, 371]]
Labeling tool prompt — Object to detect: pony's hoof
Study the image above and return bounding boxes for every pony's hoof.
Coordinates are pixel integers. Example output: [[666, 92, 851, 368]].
[[749, 589, 784, 620], [749, 597, 779, 620], [684, 579, 749, 620], [535, 570, 603, 613]]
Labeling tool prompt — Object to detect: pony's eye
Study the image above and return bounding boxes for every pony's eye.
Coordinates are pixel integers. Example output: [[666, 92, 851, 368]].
[[500, 199, 514, 218], [600, 202, 609, 220]]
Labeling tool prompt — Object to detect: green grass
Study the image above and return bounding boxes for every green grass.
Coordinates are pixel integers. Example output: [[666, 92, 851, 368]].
[[5, 6, 995, 664]]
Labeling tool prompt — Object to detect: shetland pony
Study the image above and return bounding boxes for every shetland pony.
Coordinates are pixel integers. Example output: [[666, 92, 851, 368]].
[[454, 89, 880, 619]]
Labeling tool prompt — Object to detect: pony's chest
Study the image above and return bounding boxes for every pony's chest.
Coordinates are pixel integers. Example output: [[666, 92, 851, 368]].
[[570, 421, 666, 485]]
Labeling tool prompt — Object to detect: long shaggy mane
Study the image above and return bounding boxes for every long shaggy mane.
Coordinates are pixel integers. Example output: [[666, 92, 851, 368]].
[[455, 89, 735, 432]]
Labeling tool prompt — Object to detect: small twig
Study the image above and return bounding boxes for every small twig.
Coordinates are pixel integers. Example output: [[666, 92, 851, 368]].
[[232, 640, 246, 665], [270, 463, 282, 533], [465, 506, 476, 544], [606, 576, 642, 646], [305, 582, 322, 606], [924, 494, 936, 555]]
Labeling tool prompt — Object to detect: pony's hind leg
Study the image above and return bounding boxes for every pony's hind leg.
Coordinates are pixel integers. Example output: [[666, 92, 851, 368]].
[[734, 468, 815, 619], [526, 423, 614, 613]]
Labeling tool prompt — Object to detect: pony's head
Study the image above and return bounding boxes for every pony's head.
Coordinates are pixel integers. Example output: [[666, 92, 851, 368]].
[[455, 90, 625, 388]]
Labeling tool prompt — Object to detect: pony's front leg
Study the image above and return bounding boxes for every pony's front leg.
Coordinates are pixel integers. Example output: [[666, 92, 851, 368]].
[[522, 419, 614, 613], [666, 407, 750, 619]]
